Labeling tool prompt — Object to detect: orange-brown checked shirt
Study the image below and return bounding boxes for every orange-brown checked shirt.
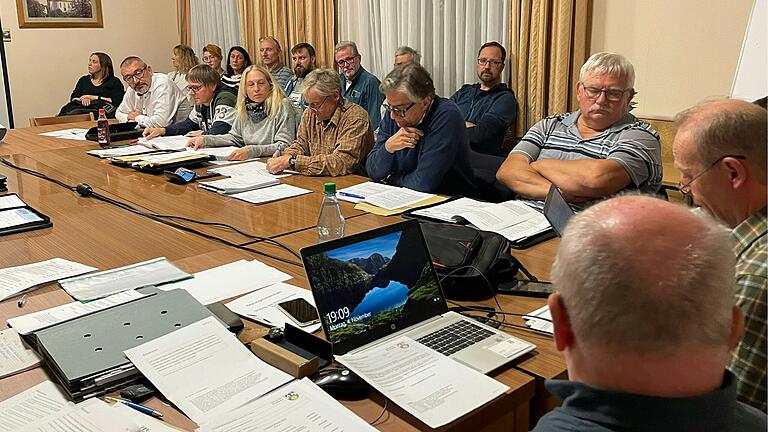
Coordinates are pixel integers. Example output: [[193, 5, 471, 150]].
[[284, 99, 374, 176]]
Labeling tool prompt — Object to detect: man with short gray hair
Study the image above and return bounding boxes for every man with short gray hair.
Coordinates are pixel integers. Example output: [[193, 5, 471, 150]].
[[532, 195, 766, 431], [115, 56, 191, 128], [394, 46, 421, 66], [673, 99, 767, 411], [266, 68, 374, 176], [366, 63, 475, 195], [497, 52, 662, 209], [335, 41, 385, 129]]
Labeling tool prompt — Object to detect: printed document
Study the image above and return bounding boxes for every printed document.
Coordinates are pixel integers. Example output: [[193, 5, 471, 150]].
[[338, 336, 509, 429], [231, 184, 311, 205], [21, 397, 143, 432], [187, 146, 239, 160], [0, 207, 43, 229], [0, 258, 97, 301], [337, 181, 435, 210], [138, 135, 190, 150], [209, 160, 291, 179], [7, 290, 147, 335], [87, 145, 157, 158], [225, 282, 322, 333], [0, 381, 74, 432], [197, 378, 376, 432], [124, 316, 293, 425], [410, 197, 487, 222], [38, 128, 88, 141], [525, 305, 553, 335], [0, 327, 43, 378], [159, 259, 291, 305], [0, 194, 26, 209]]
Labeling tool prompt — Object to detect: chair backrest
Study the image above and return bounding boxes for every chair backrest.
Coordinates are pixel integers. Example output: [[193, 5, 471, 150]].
[[30, 113, 94, 127]]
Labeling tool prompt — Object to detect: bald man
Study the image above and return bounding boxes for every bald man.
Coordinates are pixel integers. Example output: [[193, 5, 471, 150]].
[[673, 99, 767, 411], [532, 196, 766, 431]]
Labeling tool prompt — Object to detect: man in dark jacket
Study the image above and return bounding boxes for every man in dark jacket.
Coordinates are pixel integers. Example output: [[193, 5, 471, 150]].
[[450, 41, 517, 156], [142, 64, 236, 140]]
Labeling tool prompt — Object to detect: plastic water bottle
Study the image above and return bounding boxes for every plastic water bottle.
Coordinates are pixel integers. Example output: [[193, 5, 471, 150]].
[[317, 182, 345, 242], [96, 108, 110, 147]]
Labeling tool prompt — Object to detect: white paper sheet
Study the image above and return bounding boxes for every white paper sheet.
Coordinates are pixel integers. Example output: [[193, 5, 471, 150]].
[[159, 259, 291, 305], [0, 194, 26, 209], [230, 184, 312, 205], [0, 258, 97, 301], [197, 378, 376, 432], [209, 160, 291, 179], [0, 381, 74, 432], [187, 146, 239, 160], [110, 403, 179, 432], [338, 336, 509, 429], [199, 173, 280, 194], [87, 145, 157, 158], [22, 398, 142, 432], [138, 135, 190, 150], [39, 128, 88, 141], [124, 317, 293, 425], [59, 257, 190, 301], [0, 207, 43, 229], [525, 305, 553, 335], [409, 197, 487, 222], [225, 282, 322, 333], [336, 182, 396, 204], [0, 327, 43, 378], [7, 290, 147, 335], [363, 187, 435, 210]]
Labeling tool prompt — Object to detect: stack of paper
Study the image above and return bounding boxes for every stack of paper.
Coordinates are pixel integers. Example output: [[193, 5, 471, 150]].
[[0, 258, 97, 301], [199, 172, 280, 194], [337, 182, 436, 210], [225, 282, 322, 333], [209, 160, 291, 179], [525, 305, 553, 335], [187, 146, 240, 160], [0, 381, 74, 431], [137, 135, 190, 150], [159, 259, 291, 305], [124, 316, 293, 425], [0, 328, 43, 379], [38, 128, 88, 141], [86, 145, 157, 158]]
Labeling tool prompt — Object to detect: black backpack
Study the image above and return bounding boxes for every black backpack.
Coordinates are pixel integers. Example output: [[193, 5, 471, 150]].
[[421, 222, 533, 300]]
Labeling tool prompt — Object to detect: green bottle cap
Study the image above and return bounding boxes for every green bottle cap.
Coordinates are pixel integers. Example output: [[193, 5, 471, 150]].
[[324, 182, 336, 194]]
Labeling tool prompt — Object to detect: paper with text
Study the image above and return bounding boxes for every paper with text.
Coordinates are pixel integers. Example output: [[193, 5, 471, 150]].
[[230, 184, 311, 205], [124, 317, 293, 424], [0, 327, 43, 378], [225, 282, 322, 333], [525, 305, 553, 335], [21, 398, 142, 432], [0, 194, 26, 210], [209, 160, 291, 179], [0, 258, 96, 301], [87, 145, 158, 158], [338, 336, 508, 428], [0, 381, 74, 432], [138, 135, 190, 150], [0, 207, 43, 229]]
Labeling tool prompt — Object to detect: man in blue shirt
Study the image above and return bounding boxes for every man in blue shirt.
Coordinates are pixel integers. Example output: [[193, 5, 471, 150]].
[[450, 41, 517, 156], [335, 41, 385, 130], [366, 63, 475, 195]]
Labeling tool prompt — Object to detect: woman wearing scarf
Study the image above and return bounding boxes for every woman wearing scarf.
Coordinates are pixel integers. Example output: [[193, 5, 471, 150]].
[[189, 65, 296, 161]]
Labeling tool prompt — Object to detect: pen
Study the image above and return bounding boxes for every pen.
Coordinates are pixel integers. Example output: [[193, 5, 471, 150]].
[[338, 191, 365, 200], [105, 396, 164, 419], [17, 294, 27, 308]]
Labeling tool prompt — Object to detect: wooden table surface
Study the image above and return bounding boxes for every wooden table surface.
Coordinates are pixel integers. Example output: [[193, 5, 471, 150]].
[[0, 123, 567, 431]]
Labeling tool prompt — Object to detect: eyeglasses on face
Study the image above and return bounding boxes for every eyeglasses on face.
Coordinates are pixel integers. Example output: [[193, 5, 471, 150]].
[[337, 56, 357, 67], [309, 96, 329, 113], [122, 67, 146, 83], [188, 84, 204, 94], [677, 155, 746, 195], [580, 84, 631, 101], [477, 58, 503, 67], [383, 102, 416, 118]]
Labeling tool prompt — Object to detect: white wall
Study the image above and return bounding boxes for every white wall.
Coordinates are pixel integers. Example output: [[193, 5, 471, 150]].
[[0, 0, 179, 127], [590, 0, 754, 118]]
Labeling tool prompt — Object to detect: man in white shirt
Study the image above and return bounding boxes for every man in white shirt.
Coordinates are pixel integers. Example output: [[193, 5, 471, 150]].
[[115, 56, 191, 128]]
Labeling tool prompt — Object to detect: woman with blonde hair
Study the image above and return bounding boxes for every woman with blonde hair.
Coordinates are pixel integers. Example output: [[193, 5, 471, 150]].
[[202, 44, 225, 76], [189, 65, 295, 161], [169, 44, 199, 93]]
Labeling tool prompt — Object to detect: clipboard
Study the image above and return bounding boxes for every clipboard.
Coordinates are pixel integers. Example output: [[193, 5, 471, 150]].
[[0, 194, 52, 236]]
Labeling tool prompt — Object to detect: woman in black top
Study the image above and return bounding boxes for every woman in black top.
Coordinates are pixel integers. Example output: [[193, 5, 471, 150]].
[[58, 52, 124, 118], [221, 46, 252, 94]]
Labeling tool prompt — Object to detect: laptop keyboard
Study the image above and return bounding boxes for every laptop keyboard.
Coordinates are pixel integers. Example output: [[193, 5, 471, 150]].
[[416, 320, 496, 356]]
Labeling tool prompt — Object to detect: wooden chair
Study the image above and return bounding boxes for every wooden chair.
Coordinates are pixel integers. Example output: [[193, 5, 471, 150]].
[[29, 113, 94, 127]]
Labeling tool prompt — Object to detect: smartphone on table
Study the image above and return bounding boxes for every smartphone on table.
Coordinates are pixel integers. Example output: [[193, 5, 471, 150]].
[[277, 298, 320, 327]]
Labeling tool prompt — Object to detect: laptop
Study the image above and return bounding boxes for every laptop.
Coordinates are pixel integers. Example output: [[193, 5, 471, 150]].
[[300, 219, 535, 374], [542, 185, 575, 237]]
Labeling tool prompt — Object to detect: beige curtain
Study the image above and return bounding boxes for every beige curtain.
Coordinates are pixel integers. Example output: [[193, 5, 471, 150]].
[[177, 0, 192, 46], [508, 0, 590, 142], [237, 0, 336, 69]]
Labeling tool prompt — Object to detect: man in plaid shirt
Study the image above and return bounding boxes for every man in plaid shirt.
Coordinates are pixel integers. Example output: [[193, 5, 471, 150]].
[[673, 99, 767, 411]]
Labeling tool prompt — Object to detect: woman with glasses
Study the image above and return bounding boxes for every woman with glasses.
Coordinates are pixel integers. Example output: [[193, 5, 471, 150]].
[[221, 46, 252, 94], [168, 45, 199, 95], [58, 52, 124, 118], [189, 65, 295, 161], [202, 44, 225, 76]]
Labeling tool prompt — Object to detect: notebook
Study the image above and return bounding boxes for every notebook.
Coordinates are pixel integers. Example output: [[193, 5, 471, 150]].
[[542, 185, 575, 237], [300, 219, 535, 374]]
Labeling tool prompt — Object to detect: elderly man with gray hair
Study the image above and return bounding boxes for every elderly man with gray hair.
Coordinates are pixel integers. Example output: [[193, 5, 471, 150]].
[[532, 195, 766, 431], [266, 68, 374, 176], [335, 40, 385, 130], [394, 46, 421, 66], [366, 62, 475, 195], [497, 52, 662, 209]]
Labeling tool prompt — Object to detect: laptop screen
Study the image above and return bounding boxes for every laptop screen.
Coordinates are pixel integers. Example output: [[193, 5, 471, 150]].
[[543, 185, 575, 236], [301, 220, 447, 355]]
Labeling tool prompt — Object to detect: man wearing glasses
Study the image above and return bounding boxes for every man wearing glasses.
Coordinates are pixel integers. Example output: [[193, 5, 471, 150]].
[[142, 64, 236, 140], [335, 41, 385, 130], [450, 41, 517, 156], [266, 68, 374, 176], [673, 99, 767, 412], [115, 56, 191, 128], [496, 52, 661, 209], [366, 62, 475, 195]]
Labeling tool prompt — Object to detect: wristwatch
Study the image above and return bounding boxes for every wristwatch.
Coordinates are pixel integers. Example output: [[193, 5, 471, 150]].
[[289, 155, 297, 170]]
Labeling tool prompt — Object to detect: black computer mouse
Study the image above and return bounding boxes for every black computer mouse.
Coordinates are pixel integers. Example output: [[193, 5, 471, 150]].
[[312, 368, 371, 400]]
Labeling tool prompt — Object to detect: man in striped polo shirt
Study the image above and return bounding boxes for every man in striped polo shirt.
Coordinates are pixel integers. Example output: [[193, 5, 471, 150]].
[[496, 52, 662, 209]]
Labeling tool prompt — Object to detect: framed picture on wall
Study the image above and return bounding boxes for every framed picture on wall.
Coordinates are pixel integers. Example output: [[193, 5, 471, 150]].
[[16, 0, 103, 28]]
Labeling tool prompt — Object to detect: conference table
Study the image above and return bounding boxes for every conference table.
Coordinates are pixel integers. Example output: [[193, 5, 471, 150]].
[[0, 123, 567, 431]]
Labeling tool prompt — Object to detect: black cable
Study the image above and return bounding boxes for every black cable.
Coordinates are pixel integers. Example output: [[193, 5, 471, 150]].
[[438, 264, 506, 328], [0, 157, 303, 266], [368, 398, 389, 425]]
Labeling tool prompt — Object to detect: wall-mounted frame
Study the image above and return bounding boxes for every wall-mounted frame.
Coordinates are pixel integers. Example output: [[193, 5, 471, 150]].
[[16, 0, 103, 29]]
